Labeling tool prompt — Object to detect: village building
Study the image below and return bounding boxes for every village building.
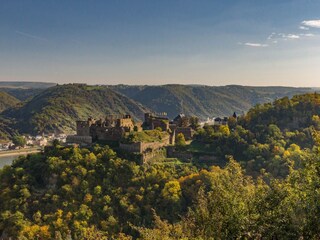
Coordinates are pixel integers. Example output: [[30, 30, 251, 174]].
[[0, 141, 13, 151], [213, 117, 228, 125]]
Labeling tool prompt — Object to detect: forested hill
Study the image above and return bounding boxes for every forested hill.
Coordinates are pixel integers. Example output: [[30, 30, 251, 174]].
[[111, 84, 312, 119], [2, 84, 148, 134], [0, 81, 56, 101], [0, 91, 20, 112], [0, 88, 48, 101], [242, 93, 320, 130], [0, 83, 314, 137]]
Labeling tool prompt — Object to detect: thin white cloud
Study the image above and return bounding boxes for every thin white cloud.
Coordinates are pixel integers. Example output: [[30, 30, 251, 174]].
[[299, 26, 309, 30], [301, 20, 320, 28], [300, 33, 315, 37], [267, 32, 276, 40], [240, 20, 317, 49], [286, 34, 300, 39], [244, 42, 268, 47], [274, 33, 300, 41], [15, 30, 49, 42]]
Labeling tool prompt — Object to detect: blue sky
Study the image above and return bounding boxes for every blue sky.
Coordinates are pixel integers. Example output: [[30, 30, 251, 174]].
[[1, 0, 320, 86]]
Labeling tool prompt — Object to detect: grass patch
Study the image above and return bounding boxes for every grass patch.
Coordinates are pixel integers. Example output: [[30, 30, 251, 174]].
[[187, 140, 215, 154]]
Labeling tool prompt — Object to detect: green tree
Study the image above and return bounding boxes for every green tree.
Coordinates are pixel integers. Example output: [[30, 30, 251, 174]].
[[175, 133, 186, 147], [161, 180, 182, 203], [219, 125, 230, 136], [12, 135, 26, 147], [190, 116, 200, 130], [52, 139, 61, 147]]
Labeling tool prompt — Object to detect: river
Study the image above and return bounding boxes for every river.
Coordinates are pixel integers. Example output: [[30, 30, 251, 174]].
[[0, 155, 19, 168], [0, 149, 41, 169]]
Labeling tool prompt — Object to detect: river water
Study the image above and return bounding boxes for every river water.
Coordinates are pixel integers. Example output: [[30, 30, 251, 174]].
[[0, 155, 21, 169]]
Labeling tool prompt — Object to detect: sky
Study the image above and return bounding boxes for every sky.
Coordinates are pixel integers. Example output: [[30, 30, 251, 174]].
[[1, 0, 320, 87]]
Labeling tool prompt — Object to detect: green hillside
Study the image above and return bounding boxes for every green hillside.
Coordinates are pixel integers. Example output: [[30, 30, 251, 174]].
[[0, 81, 56, 101], [0, 91, 22, 140], [0, 84, 314, 136], [0, 88, 47, 101], [192, 92, 320, 178], [0, 91, 20, 112], [242, 93, 320, 130], [112, 84, 312, 119], [0, 116, 18, 141], [2, 84, 148, 134]]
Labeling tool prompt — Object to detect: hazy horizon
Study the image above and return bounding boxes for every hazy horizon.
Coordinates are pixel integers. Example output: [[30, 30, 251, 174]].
[[1, 80, 319, 89], [1, 1, 320, 87]]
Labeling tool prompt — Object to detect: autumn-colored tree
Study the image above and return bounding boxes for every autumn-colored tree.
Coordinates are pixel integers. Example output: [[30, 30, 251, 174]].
[[175, 133, 186, 147]]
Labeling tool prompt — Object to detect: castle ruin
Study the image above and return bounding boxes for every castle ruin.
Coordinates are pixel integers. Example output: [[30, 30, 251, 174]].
[[66, 112, 197, 163], [67, 114, 137, 145]]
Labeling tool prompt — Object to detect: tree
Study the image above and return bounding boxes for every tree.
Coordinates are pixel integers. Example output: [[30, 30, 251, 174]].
[[228, 116, 237, 129], [219, 125, 230, 136], [190, 116, 200, 130], [161, 180, 182, 203], [52, 139, 61, 147], [175, 133, 186, 147], [12, 135, 26, 147]]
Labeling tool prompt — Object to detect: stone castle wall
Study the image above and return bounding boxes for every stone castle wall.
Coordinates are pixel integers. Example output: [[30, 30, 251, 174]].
[[144, 113, 169, 131], [117, 118, 134, 130], [119, 142, 142, 153], [151, 119, 169, 131], [66, 135, 92, 145], [76, 121, 90, 136], [119, 135, 170, 154], [175, 127, 195, 140], [91, 126, 125, 141]]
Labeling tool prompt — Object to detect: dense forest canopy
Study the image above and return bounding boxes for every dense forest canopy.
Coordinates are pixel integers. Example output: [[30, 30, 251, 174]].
[[0, 91, 20, 113], [111, 84, 312, 119], [1, 93, 320, 239]]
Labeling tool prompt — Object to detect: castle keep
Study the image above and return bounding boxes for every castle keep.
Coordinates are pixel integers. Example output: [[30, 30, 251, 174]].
[[67, 114, 136, 145]]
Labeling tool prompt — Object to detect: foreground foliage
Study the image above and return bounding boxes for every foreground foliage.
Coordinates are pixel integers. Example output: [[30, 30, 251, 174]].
[[1, 143, 320, 239]]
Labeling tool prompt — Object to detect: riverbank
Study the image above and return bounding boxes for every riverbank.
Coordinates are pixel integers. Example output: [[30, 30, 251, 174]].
[[0, 148, 42, 158]]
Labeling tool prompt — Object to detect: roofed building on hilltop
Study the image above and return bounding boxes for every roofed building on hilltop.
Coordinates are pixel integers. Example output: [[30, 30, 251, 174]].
[[173, 113, 190, 127], [169, 113, 195, 140], [213, 117, 228, 126]]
